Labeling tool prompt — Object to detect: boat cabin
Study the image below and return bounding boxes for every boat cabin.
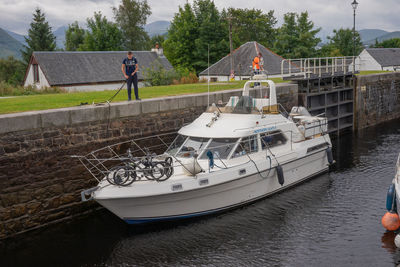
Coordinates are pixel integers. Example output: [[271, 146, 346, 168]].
[[166, 78, 328, 168]]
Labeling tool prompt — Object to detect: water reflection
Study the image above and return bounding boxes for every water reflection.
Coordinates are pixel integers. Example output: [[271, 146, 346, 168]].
[[381, 231, 397, 254], [1, 119, 400, 267]]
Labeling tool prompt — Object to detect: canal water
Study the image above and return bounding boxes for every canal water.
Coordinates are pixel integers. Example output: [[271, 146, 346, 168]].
[[1, 119, 400, 267]]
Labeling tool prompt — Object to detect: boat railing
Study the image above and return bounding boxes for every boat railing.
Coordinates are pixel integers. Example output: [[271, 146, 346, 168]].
[[276, 103, 290, 118], [72, 124, 328, 186], [71, 132, 190, 183], [280, 56, 361, 78]]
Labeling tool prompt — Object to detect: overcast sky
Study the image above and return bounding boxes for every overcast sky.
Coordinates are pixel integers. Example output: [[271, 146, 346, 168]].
[[1, 0, 399, 36]]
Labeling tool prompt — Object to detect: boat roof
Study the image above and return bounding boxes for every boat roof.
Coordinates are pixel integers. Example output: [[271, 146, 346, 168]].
[[178, 112, 291, 138], [179, 79, 292, 138]]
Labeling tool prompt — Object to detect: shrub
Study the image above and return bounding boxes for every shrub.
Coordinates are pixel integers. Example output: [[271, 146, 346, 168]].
[[143, 64, 202, 86], [172, 72, 199, 85], [171, 66, 200, 85], [0, 81, 66, 96], [143, 62, 179, 86], [0, 56, 27, 86]]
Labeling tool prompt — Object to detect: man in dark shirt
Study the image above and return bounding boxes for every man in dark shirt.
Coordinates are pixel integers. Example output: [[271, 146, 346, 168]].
[[121, 51, 140, 101]]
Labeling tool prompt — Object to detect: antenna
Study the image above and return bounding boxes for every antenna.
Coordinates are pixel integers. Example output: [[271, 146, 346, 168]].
[[207, 44, 210, 107], [227, 13, 234, 78]]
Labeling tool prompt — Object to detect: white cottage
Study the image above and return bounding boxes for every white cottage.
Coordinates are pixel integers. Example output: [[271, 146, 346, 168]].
[[23, 50, 173, 91], [355, 48, 400, 71]]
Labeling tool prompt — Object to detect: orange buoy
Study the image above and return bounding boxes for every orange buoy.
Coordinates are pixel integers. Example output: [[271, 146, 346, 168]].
[[382, 211, 400, 231]]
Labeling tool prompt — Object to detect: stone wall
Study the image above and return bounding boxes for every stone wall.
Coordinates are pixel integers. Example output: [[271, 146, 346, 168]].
[[0, 83, 298, 239], [354, 72, 400, 130]]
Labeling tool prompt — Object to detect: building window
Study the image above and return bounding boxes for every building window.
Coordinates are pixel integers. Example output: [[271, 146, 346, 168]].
[[33, 64, 39, 83]]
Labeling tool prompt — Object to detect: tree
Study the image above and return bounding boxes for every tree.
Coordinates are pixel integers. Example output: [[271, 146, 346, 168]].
[[320, 28, 363, 56], [223, 8, 277, 48], [164, 0, 229, 73], [0, 57, 26, 85], [148, 34, 165, 48], [318, 43, 342, 57], [293, 12, 321, 58], [164, 3, 198, 71], [65, 21, 85, 51], [79, 12, 123, 51], [113, 0, 151, 50], [274, 12, 321, 59], [274, 13, 298, 59], [21, 8, 56, 63], [192, 0, 228, 72], [373, 38, 400, 48]]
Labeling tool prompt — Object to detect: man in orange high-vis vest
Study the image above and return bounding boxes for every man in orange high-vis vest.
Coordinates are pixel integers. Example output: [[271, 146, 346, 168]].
[[252, 52, 262, 86], [252, 54, 260, 73]]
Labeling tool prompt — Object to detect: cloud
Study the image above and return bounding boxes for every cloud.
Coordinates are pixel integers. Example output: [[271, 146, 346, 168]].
[[1, 0, 400, 35], [0, 0, 119, 34]]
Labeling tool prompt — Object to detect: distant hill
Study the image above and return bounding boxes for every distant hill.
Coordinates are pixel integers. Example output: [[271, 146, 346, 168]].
[[359, 29, 389, 44], [2, 20, 170, 53], [144, 21, 170, 37], [4, 29, 26, 46], [54, 25, 67, 49], [0, 28, 23, 59], [364, 31, 400, 45]]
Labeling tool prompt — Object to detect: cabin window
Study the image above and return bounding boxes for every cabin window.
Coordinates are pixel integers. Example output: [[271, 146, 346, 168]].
[[232, 135, 258, 158], [176, 137, 209, 158], [200, 138, 238, 160], [307, 142, 329, 153], [33, 64, 39, 83], [166, 135, 187, 156], [260, 131, 287, 149]]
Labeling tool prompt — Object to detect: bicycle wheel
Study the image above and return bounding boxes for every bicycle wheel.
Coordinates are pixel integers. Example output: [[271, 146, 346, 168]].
[[165, 157, 174, 178], [157, 161, 174, 181], [142, 162, 156, 180], [123, 164, 137, 185], [107, 166, 130, 185], [150, 162, 165, 180]]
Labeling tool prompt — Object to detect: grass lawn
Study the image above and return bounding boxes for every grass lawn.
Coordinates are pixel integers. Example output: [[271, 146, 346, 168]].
[[358, 70, 393, 75], [0, 78, 286, 114]]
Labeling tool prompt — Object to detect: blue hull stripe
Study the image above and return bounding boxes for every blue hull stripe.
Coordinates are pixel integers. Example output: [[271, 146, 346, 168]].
[[124, 208, 222, 224]]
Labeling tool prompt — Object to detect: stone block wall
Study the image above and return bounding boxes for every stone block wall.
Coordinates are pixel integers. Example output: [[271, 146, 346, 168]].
[[0, 83, 297, 239], [354, 72, 400, 129]]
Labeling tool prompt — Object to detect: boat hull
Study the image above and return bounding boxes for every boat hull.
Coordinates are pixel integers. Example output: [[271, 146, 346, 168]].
[[95, 149, 330, 224]]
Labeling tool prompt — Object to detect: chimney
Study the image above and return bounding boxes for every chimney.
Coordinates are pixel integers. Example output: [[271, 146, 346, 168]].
[[151, 42, 164, 57]]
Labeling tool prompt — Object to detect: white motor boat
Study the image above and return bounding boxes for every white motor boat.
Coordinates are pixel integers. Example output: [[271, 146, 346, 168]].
[[74, 78, 334, 224]]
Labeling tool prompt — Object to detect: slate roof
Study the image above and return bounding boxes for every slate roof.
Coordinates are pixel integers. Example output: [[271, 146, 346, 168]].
[[199, 41, 286, 76], [366, 48, 400, 67], [31, 51, 173, 86]]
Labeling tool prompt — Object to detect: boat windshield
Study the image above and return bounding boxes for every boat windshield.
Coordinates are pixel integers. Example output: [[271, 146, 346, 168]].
[[233, 96, 255, 114], [200, 138, 238, 160], [166, 134, 187, 155], [176, 137, 210, 158]]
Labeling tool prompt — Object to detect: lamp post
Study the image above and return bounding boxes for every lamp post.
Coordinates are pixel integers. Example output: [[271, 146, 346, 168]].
[[351, 0, 359, 73]]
